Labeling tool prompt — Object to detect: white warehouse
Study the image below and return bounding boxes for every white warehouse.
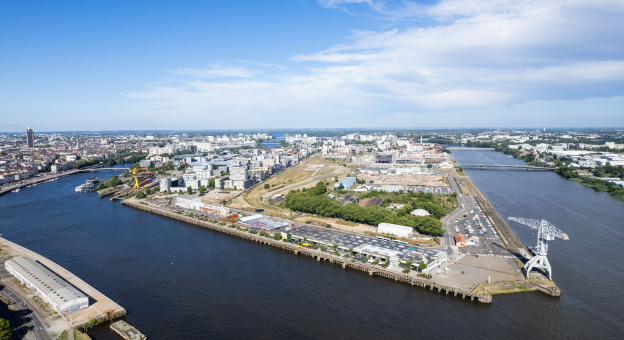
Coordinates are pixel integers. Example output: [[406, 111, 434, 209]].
[[5, 257, 89, 315], [378, 222, 413, 238]]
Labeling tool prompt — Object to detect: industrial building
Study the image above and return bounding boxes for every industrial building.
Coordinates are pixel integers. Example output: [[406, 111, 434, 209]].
[[239, 214, 289, 231], [375, 152, 396, 164], [5, 257, 89, 315], [378, 222, 413, 238], [334, 176, 356, 189], [289, 225, 446, 274]]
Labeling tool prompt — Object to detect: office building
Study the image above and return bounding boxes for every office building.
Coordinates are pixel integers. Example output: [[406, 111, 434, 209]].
[[26, 127, 34, 148]]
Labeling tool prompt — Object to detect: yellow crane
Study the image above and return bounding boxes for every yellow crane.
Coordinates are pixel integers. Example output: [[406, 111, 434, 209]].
[[131, 167, 145, 189]]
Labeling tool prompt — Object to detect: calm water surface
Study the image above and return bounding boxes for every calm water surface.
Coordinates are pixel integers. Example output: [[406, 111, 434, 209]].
[[0, 155, 622, 339]]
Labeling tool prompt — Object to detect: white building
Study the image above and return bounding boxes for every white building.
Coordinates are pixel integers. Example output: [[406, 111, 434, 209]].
[[159, 178, 171, 191], [175, 194, 202, 209], [240, 214, 263, 223], [230, 167, 248, 181], [410, 209, 431, 217], [196, 169, 213, 180], [5, 257, 89, 315], [378, 222, 413, 238]]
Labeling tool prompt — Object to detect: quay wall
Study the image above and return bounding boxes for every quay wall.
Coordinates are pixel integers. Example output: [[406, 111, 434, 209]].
[[121, 198, 493, 304]]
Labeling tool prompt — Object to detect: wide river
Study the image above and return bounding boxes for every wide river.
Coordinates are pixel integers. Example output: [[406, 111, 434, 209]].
[[0, 150, 622, 339]]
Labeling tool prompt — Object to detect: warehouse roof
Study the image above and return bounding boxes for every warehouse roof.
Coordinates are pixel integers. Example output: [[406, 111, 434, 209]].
[[6, 257, 87, 307]]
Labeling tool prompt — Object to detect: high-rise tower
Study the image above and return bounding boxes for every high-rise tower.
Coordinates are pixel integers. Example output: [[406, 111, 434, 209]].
[[26, 127, 34, 148]]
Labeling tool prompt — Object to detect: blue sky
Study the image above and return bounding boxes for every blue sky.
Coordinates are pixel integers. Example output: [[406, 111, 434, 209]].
[[1, 0, 623, 132]]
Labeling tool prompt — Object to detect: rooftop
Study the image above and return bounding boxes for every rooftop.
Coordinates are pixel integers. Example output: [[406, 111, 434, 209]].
[[6, 257, 88, 307]]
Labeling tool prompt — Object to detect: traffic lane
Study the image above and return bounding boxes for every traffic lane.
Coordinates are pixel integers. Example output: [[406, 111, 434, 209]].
[[0, 280, 52, 340], [0, 290, 49, 340], [0, 295, 35, 340]]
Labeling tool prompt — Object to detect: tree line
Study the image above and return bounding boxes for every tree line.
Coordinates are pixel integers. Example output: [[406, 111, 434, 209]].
[[284, 182, 445, 235]]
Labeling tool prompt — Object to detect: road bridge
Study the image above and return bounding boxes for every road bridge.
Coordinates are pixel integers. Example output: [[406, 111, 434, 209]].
[[75, 168, 130, 172], [461, 164, 553, 171], [446, 148, 494, 150]]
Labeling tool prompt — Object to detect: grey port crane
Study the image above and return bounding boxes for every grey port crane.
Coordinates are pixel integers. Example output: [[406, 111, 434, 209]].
[[507, 217, 569, 280]]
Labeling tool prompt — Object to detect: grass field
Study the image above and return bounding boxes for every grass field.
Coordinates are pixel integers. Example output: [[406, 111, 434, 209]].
[[234, 158, 350, 216]]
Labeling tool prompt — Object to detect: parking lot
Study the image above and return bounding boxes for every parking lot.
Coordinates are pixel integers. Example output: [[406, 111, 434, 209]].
[[288, 225, 447, 269], [453, 197, 508, 255]]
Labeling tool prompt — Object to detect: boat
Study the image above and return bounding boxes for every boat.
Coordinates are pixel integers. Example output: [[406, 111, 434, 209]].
[[11, 189, 20, 193], [75, 184, 88, 193]]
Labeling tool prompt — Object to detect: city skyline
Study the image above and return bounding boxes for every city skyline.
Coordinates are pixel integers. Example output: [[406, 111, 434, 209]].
[[2, 0, 623, 131]]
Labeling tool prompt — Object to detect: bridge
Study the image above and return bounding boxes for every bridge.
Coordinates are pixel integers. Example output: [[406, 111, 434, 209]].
[[75, 168, 130, 172], [446, 148, 494, 150], [460, 164, 553, 170]]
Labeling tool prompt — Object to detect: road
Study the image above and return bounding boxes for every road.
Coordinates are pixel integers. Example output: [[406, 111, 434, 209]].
[[0, 280, 53, 340]]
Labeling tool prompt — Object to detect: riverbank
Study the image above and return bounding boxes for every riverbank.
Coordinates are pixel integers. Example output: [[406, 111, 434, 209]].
[[0, 171, 75, 197], [121, 198, 494, 303], [463, 143, 624, 201]]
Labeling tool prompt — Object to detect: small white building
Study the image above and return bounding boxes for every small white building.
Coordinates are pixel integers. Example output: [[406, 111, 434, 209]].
[[410, 209, 431, 217], [175, 194, 201, 209], [239, 214, 263, 223], [5, 257, 89, 315], [378, 222, 413, 238]]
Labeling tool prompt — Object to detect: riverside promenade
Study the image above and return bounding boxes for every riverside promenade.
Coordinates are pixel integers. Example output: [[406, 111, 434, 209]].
[[0, 237, 127, 332], [121, 198, 494, 303]]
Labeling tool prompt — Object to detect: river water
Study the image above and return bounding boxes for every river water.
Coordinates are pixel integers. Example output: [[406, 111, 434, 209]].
[[0, 154, 622, 339]]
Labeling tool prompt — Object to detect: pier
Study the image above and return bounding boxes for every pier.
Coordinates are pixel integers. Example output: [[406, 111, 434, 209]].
[[121, 199, 494, 303], [0, 237, 128, 332]]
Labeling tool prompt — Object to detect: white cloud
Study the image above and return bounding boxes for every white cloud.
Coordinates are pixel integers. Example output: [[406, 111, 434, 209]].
[[170, 63, 254, 78], [126, 0, 624, 127]]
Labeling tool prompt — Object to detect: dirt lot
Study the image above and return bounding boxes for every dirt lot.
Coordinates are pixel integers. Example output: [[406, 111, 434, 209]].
[[432, 253, 519, 289], [358, 173, 448, 186], [294, 216, 376, 233]]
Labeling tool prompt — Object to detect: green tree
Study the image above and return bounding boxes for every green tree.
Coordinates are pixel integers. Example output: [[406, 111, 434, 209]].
[[274, 233, 282, 241], [198, 185, 206, 196], [419, 261, 427, 271], [135, 191, 146, 199], [187, 186, 193, 194], [0, 318, 12, 340], [97, 183, 107, 190], [264, 183, 270, 189], [361, 255, 368, 263], [208, 178, 215, 189], [108, 175, 121, 187], [338, 183, 344, 190], [427, 163, 433, 168]]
